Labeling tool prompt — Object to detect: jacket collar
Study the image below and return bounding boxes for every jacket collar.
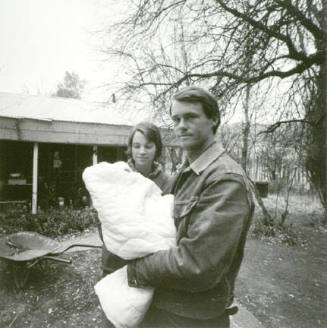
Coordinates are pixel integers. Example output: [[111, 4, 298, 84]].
[[182, 141, 226, 175], [127, 158, 162, 179]]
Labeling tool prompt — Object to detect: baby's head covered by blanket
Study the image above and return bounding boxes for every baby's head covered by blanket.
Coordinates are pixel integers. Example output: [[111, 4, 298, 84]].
[[83, 161, 175, 260]]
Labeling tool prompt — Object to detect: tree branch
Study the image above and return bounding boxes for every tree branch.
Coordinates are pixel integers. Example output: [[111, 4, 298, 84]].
[[258, 119, 316, 135], [215, 0, 307, 61], [153, 0, 186, 20], [276, 0, 324, 40], [129, 51, 322, 96]]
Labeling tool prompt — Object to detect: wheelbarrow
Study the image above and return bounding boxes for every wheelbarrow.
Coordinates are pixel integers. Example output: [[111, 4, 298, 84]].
[[0, 231, 102, 288]]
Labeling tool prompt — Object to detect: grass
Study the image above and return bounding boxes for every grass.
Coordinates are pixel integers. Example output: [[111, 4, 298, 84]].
[[265, 193, 323, 225], [250, 192, 325, 246]]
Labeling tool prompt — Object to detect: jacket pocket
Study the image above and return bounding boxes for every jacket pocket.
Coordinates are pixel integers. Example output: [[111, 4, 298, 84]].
[[174, 196, 199, 220]]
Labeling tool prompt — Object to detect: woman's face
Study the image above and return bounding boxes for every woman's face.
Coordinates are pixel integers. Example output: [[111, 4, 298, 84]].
[[131, 131, 157, 170]]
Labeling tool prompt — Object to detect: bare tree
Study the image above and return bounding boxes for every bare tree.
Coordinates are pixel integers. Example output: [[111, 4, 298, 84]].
[[102, 0, 326, 214]]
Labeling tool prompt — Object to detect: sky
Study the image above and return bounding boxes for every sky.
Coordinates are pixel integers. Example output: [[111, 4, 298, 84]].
[[0, 0, 277, 124], [0, 0, 120, 101]]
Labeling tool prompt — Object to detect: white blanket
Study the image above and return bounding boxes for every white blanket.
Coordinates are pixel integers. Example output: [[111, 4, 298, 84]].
[[82, 162, 175, 328]]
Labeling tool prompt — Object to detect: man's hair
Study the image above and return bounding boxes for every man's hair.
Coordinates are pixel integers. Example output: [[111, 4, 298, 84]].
[[126, 121, 163, 160], [171, 86, 220, 133]]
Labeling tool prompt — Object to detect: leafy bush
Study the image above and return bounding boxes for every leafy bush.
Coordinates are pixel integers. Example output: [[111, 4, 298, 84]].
[[251, 215, 306, 246], [249, 192, 325, 246], [0, 205, 98, 238]]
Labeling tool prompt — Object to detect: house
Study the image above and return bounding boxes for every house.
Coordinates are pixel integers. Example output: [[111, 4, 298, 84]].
[[0, 92, 176, 213]]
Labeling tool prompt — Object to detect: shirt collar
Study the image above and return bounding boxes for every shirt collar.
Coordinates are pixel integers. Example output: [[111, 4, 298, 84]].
[[182, 141, 226, 175]]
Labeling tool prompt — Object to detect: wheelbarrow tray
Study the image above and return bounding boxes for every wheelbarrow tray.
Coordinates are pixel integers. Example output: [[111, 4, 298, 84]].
[[0, 231, 101, 262], [0, 231, 102, 288], [0, 231, 63, 262]]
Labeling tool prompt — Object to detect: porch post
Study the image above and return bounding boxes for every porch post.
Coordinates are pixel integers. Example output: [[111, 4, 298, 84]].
[[32, 142, 39, 214], [92, 145, 98, 165]]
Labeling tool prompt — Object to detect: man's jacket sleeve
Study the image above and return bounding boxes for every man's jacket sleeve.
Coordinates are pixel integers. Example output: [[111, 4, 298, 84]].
[[127, 174, 252, 292]]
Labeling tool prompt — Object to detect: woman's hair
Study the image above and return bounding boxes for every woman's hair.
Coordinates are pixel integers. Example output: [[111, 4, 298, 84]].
[[126, 122, 163, 161]]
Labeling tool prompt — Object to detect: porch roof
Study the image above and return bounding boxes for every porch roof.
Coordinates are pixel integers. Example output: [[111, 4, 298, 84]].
[[0, 92, 154, 145]]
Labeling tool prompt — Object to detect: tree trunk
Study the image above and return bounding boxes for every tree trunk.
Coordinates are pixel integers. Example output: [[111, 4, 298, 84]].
[[242, 84, 250, 173], [248, 177, 273, 224], [305, 1, 326, 219], [324, 1, 327, 220]]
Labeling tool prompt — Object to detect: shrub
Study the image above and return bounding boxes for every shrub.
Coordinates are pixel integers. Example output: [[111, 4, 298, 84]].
[[0, 205, 98, 238], [251, 214, 306, 246]]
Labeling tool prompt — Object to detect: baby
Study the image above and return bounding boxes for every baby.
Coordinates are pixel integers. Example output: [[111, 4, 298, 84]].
[[83, 162, 175, 327]]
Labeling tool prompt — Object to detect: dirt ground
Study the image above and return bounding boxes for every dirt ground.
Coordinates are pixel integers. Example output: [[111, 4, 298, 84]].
[[0, 226, 326, 328], [236, 227, 327, 328]]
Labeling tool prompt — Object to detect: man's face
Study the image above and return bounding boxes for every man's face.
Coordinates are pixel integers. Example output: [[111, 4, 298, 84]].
[[171, 100, 216, 152]]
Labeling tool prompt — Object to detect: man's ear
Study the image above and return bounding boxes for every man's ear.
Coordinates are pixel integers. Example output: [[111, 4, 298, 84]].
[[212, 116, 218, 129]]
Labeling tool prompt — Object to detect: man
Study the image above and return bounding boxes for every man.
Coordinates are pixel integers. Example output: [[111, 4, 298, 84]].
[[127, 86, 254, 327]]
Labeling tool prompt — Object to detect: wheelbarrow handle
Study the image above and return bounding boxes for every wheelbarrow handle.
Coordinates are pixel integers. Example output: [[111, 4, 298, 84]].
[[26, 255, 72, 269], [41, 256, 72, 264], [52, 243, 102, 255]]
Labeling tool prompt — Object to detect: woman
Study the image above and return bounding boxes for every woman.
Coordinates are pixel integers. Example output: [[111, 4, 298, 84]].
[[100, 121, 172, 276]]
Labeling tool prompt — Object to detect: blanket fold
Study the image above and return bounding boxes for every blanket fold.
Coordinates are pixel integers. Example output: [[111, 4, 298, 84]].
[[83, 162, 175, 328]]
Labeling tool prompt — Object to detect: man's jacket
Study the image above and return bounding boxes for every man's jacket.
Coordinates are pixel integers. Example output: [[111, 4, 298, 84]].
[[127, 142, 254, 319]]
